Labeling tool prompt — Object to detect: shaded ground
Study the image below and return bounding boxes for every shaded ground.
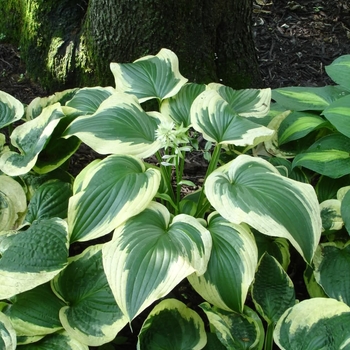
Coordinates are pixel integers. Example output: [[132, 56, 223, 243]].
[[0, 0, 349, 348]]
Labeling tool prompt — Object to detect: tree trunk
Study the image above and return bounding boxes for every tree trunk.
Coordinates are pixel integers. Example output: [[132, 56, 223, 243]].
[[11, 0, 262, 92]]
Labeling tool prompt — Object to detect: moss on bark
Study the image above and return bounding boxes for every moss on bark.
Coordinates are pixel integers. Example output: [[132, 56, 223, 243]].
[[0, 0, 25, 44]]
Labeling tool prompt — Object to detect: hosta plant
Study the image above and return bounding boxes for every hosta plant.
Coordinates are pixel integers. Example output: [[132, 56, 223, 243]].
[[0, 49, 350, 349]]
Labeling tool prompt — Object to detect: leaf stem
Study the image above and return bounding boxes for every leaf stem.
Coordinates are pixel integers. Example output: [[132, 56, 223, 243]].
[[264, 322, 275, 350]]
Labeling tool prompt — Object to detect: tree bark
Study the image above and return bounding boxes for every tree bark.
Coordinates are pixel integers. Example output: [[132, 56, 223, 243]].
[[11, 0, 262, 92]]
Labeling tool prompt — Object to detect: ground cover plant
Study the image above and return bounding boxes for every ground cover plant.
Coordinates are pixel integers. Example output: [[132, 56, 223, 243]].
[[0, 48, 350, 349]]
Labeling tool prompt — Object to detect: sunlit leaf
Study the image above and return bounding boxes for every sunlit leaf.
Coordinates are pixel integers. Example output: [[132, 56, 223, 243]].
[[0, 90, 24, 129]]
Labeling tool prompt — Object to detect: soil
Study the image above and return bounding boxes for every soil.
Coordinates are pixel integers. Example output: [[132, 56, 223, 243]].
[[0, 0, 349, 348]]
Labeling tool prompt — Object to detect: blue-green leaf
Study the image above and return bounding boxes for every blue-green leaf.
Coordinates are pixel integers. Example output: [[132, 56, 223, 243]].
[[137, 299, 206, 350], [110, 48, 188, 102], [68, 154, 161, 242], [206, 155, 322, 263], [325, 55, 350, 90], [103, 201, 212, 321]]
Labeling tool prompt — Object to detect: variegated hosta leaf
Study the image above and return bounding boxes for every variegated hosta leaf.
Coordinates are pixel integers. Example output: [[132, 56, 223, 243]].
[[277, 111, 327, 146], [273, 298, 350, 349], [325, 54, 350, 90], [160, 83, 206, 127], [292, 133, 350, 179], [18, 330, 89, 350], [25, 180, 72, 224], [320, 199, 343, 232], [3, 283, 65, 337], [110, 48, 188, 102], [313, 242, 350, 306], [0, 90, 24, 129], [0, 103, 66, 176], [0, 218, 69, 299], [272, 85, 348, 112], [137, 299, 207, 350], [51, 245, 128, 347], [191, 89, 274, 146], [188, 212, 258, 313], [65, 86, 116, 114], [205, 154, 322, 264], [200, 303, 264, 350], [340, 188, 350, 235], [0, 174, 27, 230], [0, 312, 16, 350], [26, 88, 78, 120], [102, 201, 212, 322], [208, 83, 271, 118], [322, 94, 350, 138], [68, 154, 161, 242], [251, 253, 295, 325], [63, 92, 162, 158]]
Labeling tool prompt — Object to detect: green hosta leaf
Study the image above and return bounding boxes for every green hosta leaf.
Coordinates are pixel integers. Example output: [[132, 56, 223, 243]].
[[102, 201, 212, 321], [319, 199, 343, 232], [278, 111, 327, 145], [0, 90, 24, 129], [316, 175, 350, 203], [200, 303, 264, 350], [273, 298, 350, 349], [322, 94, 350, 138], [188, 212, 258, 313], [251, 253, 295, 325], [51, 245, 127, 347], [203, 333, 227, 350], [313, 243, 350, 306], [0, 174, 26, 230], [272, 85, 348, 111], [65, 86, 115, 114], [341, 189, 350, 235], [191, 89, 274, 146], [110, 48, 188, 102], [303, 265, 328, 298], [64, 92, 162, 158], [0, 311, 16, 350], [18, 330, 88, 349], [0, 218, 69, 299], [26, 89, 78, 120], [325, 54, 350, 90], [206, 154, 322, 263], [68, 154, 160, 242], [137, 299, 207, 350], [292, 134, 350, 178], [208, 83, 271, 118], [160, 83, 206, 127], [3, 283, 64, 337], [0, 103, 66, 176], [25, 180, 72, 224]]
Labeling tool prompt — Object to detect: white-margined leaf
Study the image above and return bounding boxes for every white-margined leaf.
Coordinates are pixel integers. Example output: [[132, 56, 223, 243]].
[[208, 83, 271, 118], [65, 86, 115, 114], [137, 299, 206, 350], [110, 48, 188, 102], [319, 199, 343, 232], [188, 212, 258, 313], [68, 154, 160, 242], [191, 89, 274, 146], [0, 103, 66, 176], [272, 85, 349, 111], [51, 245, 128, 347], [25, 180, 72, 224], [313, 242, 350, 306], [273, 298, 350, 349], [292, 134, 350, 178], [200, 303, 264, 350], [325, 55, 350, 90], [160, 83, 206, 127], [0, 90, 24, 129], [0, 218, 69, 299], [102, 201, 212, 321], [0, 174, 26, 230], [63, 92, 162, 158], [18, 330, 88, 350], [3, 283, 65, 337], [205, 154, 322, 263], [0, 312, 16, 350]]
